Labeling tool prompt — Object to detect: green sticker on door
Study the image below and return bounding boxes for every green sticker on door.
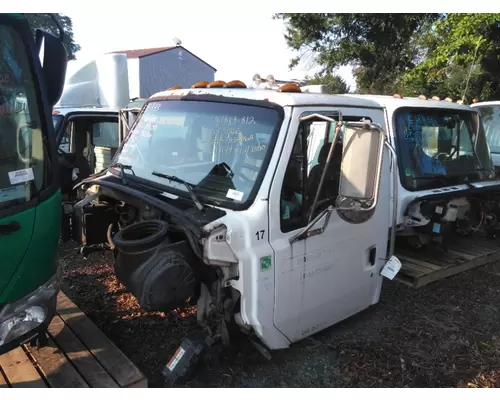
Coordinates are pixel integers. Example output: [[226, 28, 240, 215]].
[[260, 256, 272, 271]]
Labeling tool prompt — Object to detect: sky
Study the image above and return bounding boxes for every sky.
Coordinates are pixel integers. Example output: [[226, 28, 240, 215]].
[[66, 12, 357, 90], [15, 2, 490, 93]]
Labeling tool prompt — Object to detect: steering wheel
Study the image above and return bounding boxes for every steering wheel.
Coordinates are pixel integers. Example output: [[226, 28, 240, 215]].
[[432, 152, 451, 162], [220, 162, 234, 178]]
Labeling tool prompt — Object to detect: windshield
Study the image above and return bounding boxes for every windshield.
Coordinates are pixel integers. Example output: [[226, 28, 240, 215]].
[[114, 99, 282, 208], [0, 23, 46, 210], [475, 105, 500, 154], [394, 107, 493, 191]]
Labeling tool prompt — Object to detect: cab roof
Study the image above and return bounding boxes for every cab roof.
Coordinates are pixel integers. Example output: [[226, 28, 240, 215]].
[[470, 101, 500, 108], [148, 88, 476, 113], [341, 94, 474, 112], [149, 88, 382, 109], [52, 107, 121, 116]]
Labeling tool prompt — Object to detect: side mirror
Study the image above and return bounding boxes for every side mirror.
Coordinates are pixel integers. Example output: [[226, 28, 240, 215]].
[[35, 29, 67, 107], [338, 124, 385, 209]]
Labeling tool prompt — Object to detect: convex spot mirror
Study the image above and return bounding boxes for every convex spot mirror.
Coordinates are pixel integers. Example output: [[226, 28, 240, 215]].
[[338, 123, 385, 208]]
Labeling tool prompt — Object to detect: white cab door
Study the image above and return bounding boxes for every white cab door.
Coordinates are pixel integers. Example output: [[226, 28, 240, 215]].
[[268, 107, 391, 343]]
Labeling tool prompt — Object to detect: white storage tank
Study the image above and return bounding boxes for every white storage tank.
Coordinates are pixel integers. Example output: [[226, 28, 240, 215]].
[[55, 53, 130, 109]]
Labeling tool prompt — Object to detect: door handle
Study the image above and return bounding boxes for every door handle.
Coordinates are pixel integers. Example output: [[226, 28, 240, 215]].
[[0, 221, 21, 235], [368, 246, 377, 266]]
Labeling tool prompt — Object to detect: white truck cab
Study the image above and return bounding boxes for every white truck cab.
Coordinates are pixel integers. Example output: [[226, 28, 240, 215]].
[[72, 80, 500, 381], [470, 100, 500, 169], [342, 95, 496, 242]]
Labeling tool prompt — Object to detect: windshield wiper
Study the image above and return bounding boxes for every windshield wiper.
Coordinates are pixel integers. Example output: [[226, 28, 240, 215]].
[[412, 172, 486, 186], [466, 167, 496, 178], [151, 171, 204, 211], [109, 162, 135, 185]]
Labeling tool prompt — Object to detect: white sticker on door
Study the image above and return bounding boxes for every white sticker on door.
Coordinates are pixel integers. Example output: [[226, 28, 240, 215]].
[[226, 189, 244, 201], [8, 168, 34, 185], [380, 255, 402, 280]]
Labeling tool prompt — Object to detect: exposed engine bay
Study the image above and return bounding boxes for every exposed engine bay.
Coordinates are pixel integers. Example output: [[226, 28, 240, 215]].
[[67, 179, 243, 355], [399, 193, 500, 251]]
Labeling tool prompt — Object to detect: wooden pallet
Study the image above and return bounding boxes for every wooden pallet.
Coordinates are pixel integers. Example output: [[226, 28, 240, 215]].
[[396, 235, 500, 288], [0, 292, 147, 388]]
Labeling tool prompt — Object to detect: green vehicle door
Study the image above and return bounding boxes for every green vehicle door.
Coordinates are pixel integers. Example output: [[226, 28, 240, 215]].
[[0, 23, 49, 297]]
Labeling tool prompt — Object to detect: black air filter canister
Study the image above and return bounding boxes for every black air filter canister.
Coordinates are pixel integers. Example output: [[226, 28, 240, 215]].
[[113, 220, 196, 312]]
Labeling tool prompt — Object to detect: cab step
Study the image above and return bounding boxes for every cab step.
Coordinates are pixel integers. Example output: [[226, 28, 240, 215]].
[[395, 235, 500, 288]]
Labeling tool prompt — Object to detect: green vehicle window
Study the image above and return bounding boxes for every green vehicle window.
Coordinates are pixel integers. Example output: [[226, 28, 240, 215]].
[[0, 25, 45, 210]]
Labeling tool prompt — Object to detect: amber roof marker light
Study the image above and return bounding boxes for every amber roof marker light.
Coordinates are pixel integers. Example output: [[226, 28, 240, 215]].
[[224, 80, 247, 88], [167, 85, 183, 90], [192, 81, 209, 88], [278, 83, 302, 93], [207, 80, 226, 88]]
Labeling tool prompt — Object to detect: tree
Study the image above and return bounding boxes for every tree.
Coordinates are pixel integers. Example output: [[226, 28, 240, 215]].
[[275, 13, 440, 94], [24, 13, 81, 60], [306, 73, 350, 94], [400, 13, 500, 102]]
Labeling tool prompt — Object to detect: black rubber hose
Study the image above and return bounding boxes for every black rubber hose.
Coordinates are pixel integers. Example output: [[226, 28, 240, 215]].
[[113, 219, 168, 251]]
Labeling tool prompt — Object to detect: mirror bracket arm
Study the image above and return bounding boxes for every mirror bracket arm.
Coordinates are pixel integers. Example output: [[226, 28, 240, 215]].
[[386, 141, 399, 259], [289, 205, 334, 244], [307, 123, 344, 224]]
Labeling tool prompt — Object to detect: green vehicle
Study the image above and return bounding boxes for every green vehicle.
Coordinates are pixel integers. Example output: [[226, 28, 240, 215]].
[[0, 14, 67, 354]]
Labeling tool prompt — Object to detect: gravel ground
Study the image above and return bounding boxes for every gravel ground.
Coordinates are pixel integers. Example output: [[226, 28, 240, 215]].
[[59, 242, 500, 388]]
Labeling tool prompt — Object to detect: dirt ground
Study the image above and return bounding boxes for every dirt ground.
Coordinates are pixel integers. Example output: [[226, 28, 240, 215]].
[[59, 242, 500, 388]]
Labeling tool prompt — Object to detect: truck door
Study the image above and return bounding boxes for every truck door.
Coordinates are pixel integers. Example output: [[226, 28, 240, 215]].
[[268, 108, 390, 343]]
